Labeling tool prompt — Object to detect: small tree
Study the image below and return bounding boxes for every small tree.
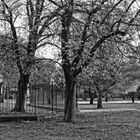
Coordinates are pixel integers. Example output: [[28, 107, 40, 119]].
[[88, 87, 96, 104], [136, 86, 140, 100], [82, 43, 124, 108]]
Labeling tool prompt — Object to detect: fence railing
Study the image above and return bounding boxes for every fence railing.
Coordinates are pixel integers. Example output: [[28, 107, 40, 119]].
[[29, 83, 65, 114], [0, 83, 65, 115]]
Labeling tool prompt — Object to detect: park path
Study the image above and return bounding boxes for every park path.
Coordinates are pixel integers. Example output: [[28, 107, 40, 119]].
[[78, 100, 140, 104], [79, 108, 138, 113], [78, 100, 140, 113]]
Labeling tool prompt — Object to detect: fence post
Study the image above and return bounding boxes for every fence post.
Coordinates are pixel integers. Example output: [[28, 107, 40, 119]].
[[34, 86, 36, 115], [51, 82, 54, 114], [42, 87, 45, 106], [76, 85, 78, 111], [38, 87, 39, 106], [56, 89, 57, 111]]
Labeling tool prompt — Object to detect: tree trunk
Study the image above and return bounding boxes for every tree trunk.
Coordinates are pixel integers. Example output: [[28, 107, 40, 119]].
[[0, 82, 3, 103], [132, 96, 134, 103], [12, 73, 29, 112], [83, 89, 87, 101], [89, 87, 94, 104], [105, 91, 108, 102], [97, 92, 103, 109], [63, 73, 75, 122], [90, 97, 94, 104]]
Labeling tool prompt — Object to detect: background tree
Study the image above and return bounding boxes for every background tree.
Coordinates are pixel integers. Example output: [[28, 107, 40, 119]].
[[82, 46, 122, 108], [30, 60, 56, 86]]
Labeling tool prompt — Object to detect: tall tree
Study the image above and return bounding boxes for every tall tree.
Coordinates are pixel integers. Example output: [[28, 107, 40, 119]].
[[48, 0, 140, 122], [0, 0, 61, 112]]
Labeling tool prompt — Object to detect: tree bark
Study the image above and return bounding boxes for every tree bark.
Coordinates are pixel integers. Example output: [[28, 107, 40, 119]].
[[105, 91, 108, 102], [95, 86, 103, 109], [12, 73, 29, 112], [97, 92, 103, 109], [89, 87, 94, 104], [63, 72, 75, 122], [0, 82, 3, 103], [132, 96, 134, 103], [90, 97, 94, 104]]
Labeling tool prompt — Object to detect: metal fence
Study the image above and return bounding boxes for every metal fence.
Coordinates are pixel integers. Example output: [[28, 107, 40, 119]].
[[29, 83, 65, 114], [0, 83, 65, 115]]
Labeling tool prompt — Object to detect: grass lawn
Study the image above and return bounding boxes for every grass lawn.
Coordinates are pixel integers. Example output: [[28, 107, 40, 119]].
[[78, 102, 140, 111], [0, 111, 140, 140]]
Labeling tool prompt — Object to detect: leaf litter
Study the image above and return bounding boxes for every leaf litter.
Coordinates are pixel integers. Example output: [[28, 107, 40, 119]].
[[0, 111, 140, 139]]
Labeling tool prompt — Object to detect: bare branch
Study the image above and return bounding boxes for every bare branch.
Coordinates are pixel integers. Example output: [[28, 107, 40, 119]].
[[73, 30, 126, 76], [36, 58, 62, 67], [125, 9, 140, 32], [100, 0, 124, 25], [26, 0, 34, 30], [72, 0, 108, 67], [38, 33, 59, 44], [48, 0, 62, 8], [37, 41, 61, 50], [34, 0, 45, 26], [38, 7, 62, 37]]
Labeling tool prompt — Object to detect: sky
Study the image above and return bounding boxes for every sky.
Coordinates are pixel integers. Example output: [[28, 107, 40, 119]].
[[36, 45, 59, 59]]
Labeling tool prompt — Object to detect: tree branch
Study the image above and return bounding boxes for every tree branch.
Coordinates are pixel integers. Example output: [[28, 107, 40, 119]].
[[48, 0, 62, 8], [100, 0, 124, 25], [36, 58, 62, 67], [38, 7, 62, 37], [73, 30, 126, 77], [37, 41, 61, 50], [1, 0, 23, 74], [72, 0, 108, 67]]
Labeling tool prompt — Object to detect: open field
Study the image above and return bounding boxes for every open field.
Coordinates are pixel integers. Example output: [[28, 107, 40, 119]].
[[0, 110, 140, 140], [78, 100, 140, 112]]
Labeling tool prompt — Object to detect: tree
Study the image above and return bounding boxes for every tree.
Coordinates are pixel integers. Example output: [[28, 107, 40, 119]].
[[88, 87, 96, 104], [136, 86, 140, 99], [0, 0, 61, 112], [82, 52, 121, 108], [76, 73, 97, 104], [47, 0, 140, 122]]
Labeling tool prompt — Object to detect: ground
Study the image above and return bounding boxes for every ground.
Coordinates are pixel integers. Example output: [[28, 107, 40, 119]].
[[1, 101, 140, 140], [78, 100, 140, 112]]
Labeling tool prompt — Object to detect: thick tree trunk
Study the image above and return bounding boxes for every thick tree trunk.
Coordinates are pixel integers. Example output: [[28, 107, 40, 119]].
[[105, 91, 108, 102], [132, 96, 134, 103], [12, 74, 29, 112], [89, 87, 94, 104], [90, 97, 94, 104], [63, 73, 75, 122], [97, 92, 103, 109], [95, 86, 103, 109]]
